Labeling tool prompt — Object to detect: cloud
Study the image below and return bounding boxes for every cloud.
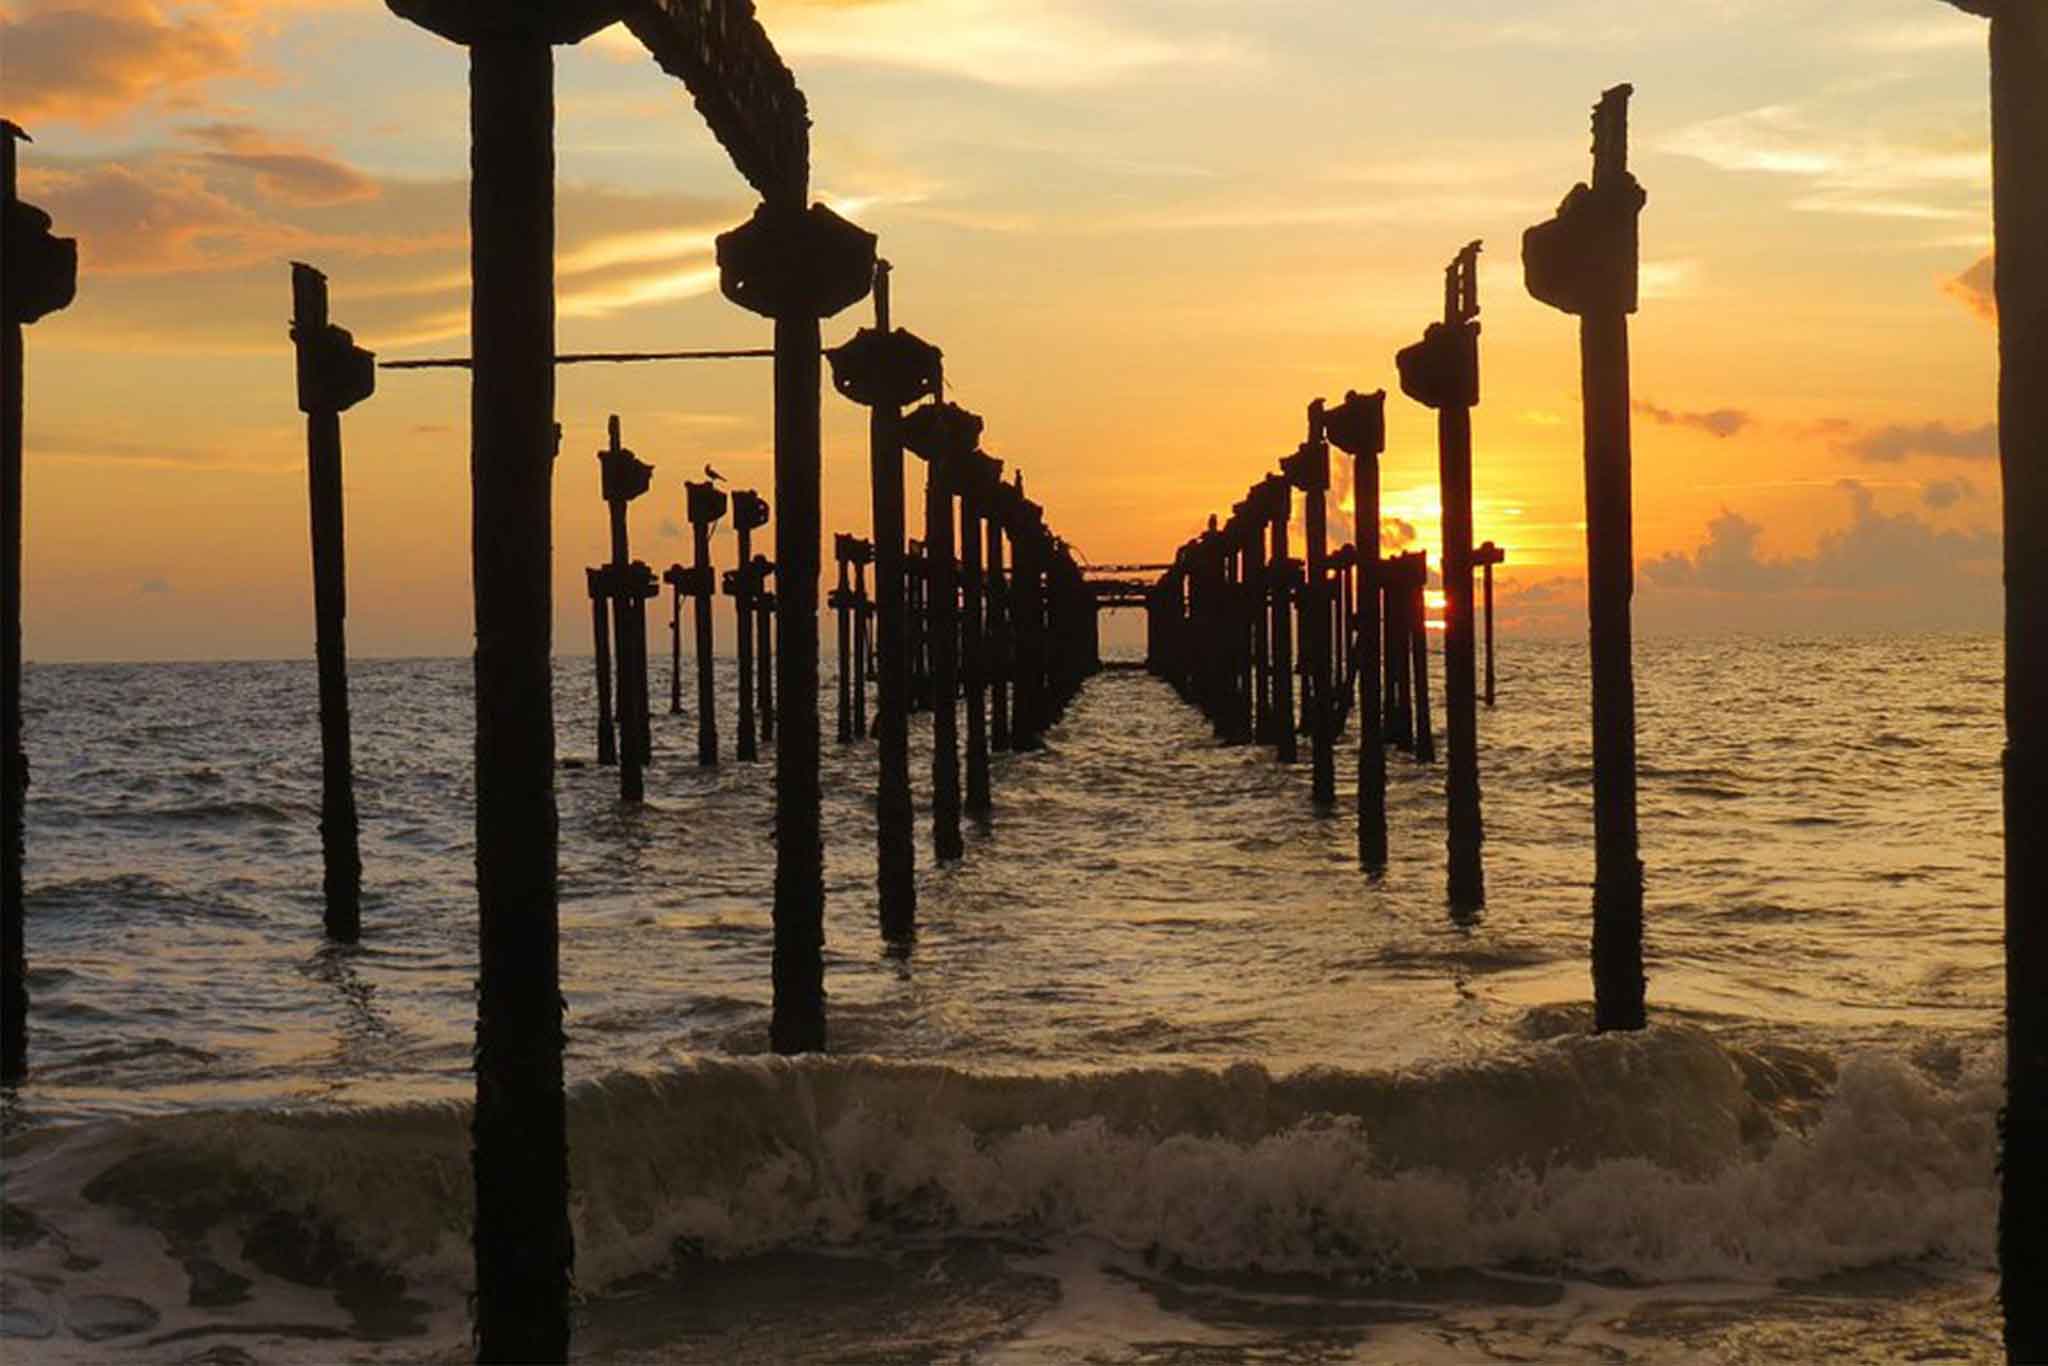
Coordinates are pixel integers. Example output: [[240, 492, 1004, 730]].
[[0, 1, 244, 126], [1664, 102, 1987, 222], [1633, 400, 1751, 438], [1942, 253, 1996, 323], [758, 0, 1253, 90], [1921, 477, 1975, 510], [183, 123, 379, 205], [139, 577, 171, 595], [1641, 509, 1797, 592], [1842, 420, 1997, 463], [657, 518, 684, 541]]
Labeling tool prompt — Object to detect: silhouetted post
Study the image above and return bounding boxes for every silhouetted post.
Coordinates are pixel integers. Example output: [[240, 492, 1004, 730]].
[[1327, 390, 1388, 871], [905, 400, 982, 860], [1228, 508, 1256, 743], [960, 454, 1001, 816], [1399, 243, 1486, 911], [1267, 478, 1298, 765], [850, 542, 871, 738], [833, 536, 855, 741], [728, 490, 767, 762], [906, 540, 929, 710], [1934, 3, 2048, 1357], [986, 511, 1011, 751], [1333, 542, 1354, 709], [381, 6, 615, 1354], [1012, 492, 1048, 749], [717, 197, 874, 1052], [1248, 489, 1273, 744], [684, 479, 726, 767], [1410, 554, 1436, 764], [826, 261, 938, 943], [3, 121, 76, 1086], [1383, 551, 1409, 748], [1286, 409, 1336, 806], [599, 417, 656, 799], [1476, 540, 1505, 705], [754, 562, 775, 741], [288, 264, 373, 942], [1525, 84, 1648, 1030], [589, 569, 618, 763], [662, 564, 686, 714]]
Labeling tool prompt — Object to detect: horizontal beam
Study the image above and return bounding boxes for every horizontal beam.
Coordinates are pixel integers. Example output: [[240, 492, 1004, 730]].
[[382, 347, 778, 370]]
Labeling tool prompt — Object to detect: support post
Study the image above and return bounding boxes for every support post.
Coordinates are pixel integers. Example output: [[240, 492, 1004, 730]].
[[757, 563, 775, 742], [851, 547, 871, 739], [662, 564, 685, 715], [290, 263, 371, 942], [1477, 541, 1505, 706], [730, 491, 765, 763], [2, 120, 77, 1085], [961, 466, 994, 817], [685, 480, 726, 767], [1524, 84, 1647, 1029], [1269, 482, 1297, 766], [904, 398, 982, 860], [1286, 422, 1335, 805], [590, 571, 617, 763], [598, 416, 655, 801], [987, 514, 1011, 751], [1327, 390, 1388, 872], [1410, 555, 1435, 765], [833, 538, 854, 742]]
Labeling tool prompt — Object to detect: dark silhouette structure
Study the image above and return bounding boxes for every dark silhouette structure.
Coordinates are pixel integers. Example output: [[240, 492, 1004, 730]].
[[1399, 243, 1487, 912], [959, 451, 1003, 818], [832, 534, 861, 742], [755, 555, 776, 742], [289, 264, 374, 942], [1935, 4, 2048, 1359], [829, 262, 940, 941], [1525, 84, 1648, 1030], [591, 567, 620, 762], [1476, 540, 1506, 705], [903, 399, 985, 861], [728, 489, 769, 762], [1326, 390, 1389, 870], [1284, 407, 1337, 806], [2, 120, 76, 1086], [684, 477, 726, 766], [598, 416, 657, 802]]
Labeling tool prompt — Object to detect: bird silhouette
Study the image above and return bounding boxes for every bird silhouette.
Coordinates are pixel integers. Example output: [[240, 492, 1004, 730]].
[[705, 464, 726, 484]]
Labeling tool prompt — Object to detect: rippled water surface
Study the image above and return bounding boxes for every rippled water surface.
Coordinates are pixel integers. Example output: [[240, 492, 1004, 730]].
[[1, 635, 2009, 1362]]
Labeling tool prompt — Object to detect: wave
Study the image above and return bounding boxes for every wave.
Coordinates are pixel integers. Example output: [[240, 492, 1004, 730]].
[[2, 1018, 1997, 1323]]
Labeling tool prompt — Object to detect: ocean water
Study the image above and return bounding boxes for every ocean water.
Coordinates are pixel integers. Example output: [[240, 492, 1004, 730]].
[[0, 634, 2008, 1362]]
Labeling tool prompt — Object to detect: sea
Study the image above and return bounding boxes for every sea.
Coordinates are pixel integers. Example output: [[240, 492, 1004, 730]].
[[0, 634, 2009, 1363]]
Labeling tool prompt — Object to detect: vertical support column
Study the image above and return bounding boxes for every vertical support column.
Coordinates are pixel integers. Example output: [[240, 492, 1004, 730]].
[[1477, 541, 1504, 707], [834, 542, 853, 742], [733, 508, 759, 763], [1013, 518, 1046, 750], [755, 573, 774, 742], [1287, 417, 1335, 806], [1269, 493, 1297, 766], [3, 120, 76, 1086], [926, 462, 962, 856], [290, 263, 368, 942], [1327, 390, 1388, 872], [590, 572, 616, 762], [598, 416, 654, 801], [1983, 6, 2048, 1356], [1410, 557, 1435, 765], [1249, 501, 1271, 744], [987, 514, 1011, 751], [663, 566, 685, 715], [685, 484, 723, 768], [1524, 84, 1648, 1029], [851, 550, 870, 739], [962, 478, 992, 817], [466, 35, 569, 1362]]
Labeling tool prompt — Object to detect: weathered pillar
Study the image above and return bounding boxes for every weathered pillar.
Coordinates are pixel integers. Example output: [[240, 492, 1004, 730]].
[[599, 416, 656, 800], [1249, 491, 1272, 744], [1410, 554, 1436, 765], [904, 400, 981, 861], [1524, 83, 1648, 1030], [1267, 478, 1298, 765], [662, 563, 686, 715], [1944, 4, 2048, 1357], [684, 479, 726, 767], [906, 540, 929, 711], [382, 5, 614, 1353], [754, 565, 775, 742], [1476, 540, 1505, 706], [730, 489, 767, 762], [1286, 411, 1336, 806], [1399, 243, 1487, 911], [1327, 390, 1388, 871], [717, 197, 875, 1052], [960, 454, 1001, 816], [2, 121, 76, 1086], [826, 262, 938, 944], [289, 264, 373, 942], [986, 511, 1011, 751], [832, 536, 855, 742], [850, 545, 871, 739], [1384, 551, 1409, 748], [1333, 542, 1354, 711], [1012, 496, 1048, 750], [590, 569, 617, 763]]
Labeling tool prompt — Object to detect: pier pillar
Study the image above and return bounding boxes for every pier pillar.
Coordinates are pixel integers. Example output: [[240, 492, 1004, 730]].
[[1399, 243, 1487, 912], [1267, 478, 1298, 765], [850, 543, 871, 739], [3, 121, 77, 1085], [289, 263, 373, 941], [729, 489, 768, 762], [1476, 540, 1506, 706], [1327, 390, 1389, 872], [684, 479, 727, 766], [1286, 412, 1335, 807], [590, 569, 617, 763], [599, 416, 656, 799], [832, 536, 855, 742], [1409, 553, 1435, 765], [987, 512, 1011, 751], [904, 399, 984, 860], [1524, 84, 1648, 1029]]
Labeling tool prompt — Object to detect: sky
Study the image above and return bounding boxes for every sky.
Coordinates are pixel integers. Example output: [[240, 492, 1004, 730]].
[[4, 0, 2005, 660]]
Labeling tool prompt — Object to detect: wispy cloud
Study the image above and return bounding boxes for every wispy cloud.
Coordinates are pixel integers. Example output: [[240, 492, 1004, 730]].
[[1665, 102, 1987, 222], [1634, 400, 1750, 438]]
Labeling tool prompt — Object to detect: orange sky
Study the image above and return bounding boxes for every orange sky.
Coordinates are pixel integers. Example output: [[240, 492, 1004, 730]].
[[5, 0, 2003, 659]]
